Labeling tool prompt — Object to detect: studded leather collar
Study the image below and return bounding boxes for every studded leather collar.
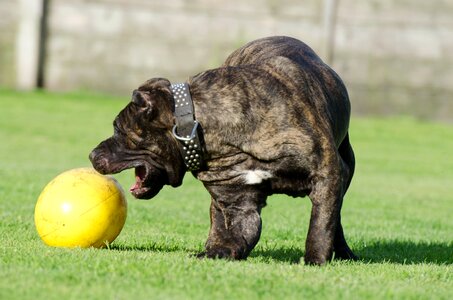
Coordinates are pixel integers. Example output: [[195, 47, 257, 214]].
[[170, 83, 205, 172]]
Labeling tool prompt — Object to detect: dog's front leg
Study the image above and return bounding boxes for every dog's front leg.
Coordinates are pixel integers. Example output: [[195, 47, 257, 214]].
[[198, 185, 266, 260]]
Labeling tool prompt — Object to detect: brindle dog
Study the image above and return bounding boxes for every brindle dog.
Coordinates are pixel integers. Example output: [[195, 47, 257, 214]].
[[89, 36, 357, 265]]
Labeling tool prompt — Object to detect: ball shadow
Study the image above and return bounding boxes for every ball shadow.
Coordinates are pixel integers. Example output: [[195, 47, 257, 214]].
[[108, 242, 193, 253]]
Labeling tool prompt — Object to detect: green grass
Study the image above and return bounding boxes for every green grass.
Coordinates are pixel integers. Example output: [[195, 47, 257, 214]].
[[0, 89, 452, 299]]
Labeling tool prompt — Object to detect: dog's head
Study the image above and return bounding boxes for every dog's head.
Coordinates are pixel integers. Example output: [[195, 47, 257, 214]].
[[89, 78, 185, 199]]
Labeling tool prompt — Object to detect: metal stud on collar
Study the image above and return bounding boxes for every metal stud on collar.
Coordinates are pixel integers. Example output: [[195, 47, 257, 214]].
[[172, 83, 190, 109]]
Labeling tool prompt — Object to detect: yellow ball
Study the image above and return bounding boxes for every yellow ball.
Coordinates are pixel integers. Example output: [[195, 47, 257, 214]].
[[35, 168, 127, 248]]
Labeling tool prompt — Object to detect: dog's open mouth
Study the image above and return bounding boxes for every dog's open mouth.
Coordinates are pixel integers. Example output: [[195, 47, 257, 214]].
[[90, 146, 168, 199], [128, 163, 166, 199]]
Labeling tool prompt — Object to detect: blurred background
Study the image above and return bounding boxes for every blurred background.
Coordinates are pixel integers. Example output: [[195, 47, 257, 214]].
[[1, 0, 452, 121]]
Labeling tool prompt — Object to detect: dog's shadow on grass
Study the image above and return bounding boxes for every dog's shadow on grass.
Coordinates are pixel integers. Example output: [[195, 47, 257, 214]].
[[250, 247, 304, 264], [251, 240, 453, 265], [355, 240, 453, 265], [110, 240, 452, 265]]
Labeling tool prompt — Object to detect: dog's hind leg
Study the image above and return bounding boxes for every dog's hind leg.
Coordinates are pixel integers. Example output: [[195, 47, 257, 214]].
[[305, 168, 343, 265], [333, 133, 358, 260]]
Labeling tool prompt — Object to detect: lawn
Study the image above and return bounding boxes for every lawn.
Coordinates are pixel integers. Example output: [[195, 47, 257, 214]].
[[0, 89, 452, 299]]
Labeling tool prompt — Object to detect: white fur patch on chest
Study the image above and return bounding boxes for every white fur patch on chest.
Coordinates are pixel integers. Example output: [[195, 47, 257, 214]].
[[242, 170, 273, 185]]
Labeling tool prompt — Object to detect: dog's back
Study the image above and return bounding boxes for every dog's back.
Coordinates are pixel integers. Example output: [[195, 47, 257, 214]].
[[223, 36, 351, 146], [223, 36, 322, 67]]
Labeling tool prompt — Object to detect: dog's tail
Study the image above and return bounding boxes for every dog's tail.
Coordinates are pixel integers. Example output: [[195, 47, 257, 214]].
[[338, 133, 355, 193]]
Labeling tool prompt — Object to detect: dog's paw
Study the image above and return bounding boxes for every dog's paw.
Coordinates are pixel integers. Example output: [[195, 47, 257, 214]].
[[304, 256, 328, 266]]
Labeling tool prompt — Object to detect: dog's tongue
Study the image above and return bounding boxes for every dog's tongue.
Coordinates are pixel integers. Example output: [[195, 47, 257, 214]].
[[129, 177, 141, 192], [130, 166, 146, 192]]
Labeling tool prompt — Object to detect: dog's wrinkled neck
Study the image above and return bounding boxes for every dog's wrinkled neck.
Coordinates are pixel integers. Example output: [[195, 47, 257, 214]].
[[170, 83, 206, 172]]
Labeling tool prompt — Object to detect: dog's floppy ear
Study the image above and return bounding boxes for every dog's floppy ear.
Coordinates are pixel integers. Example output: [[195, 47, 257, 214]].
[[132, 78, 172, 119]]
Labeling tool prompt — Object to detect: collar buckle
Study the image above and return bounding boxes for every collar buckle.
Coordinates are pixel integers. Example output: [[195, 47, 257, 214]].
[[172, 120, 199, 142]]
